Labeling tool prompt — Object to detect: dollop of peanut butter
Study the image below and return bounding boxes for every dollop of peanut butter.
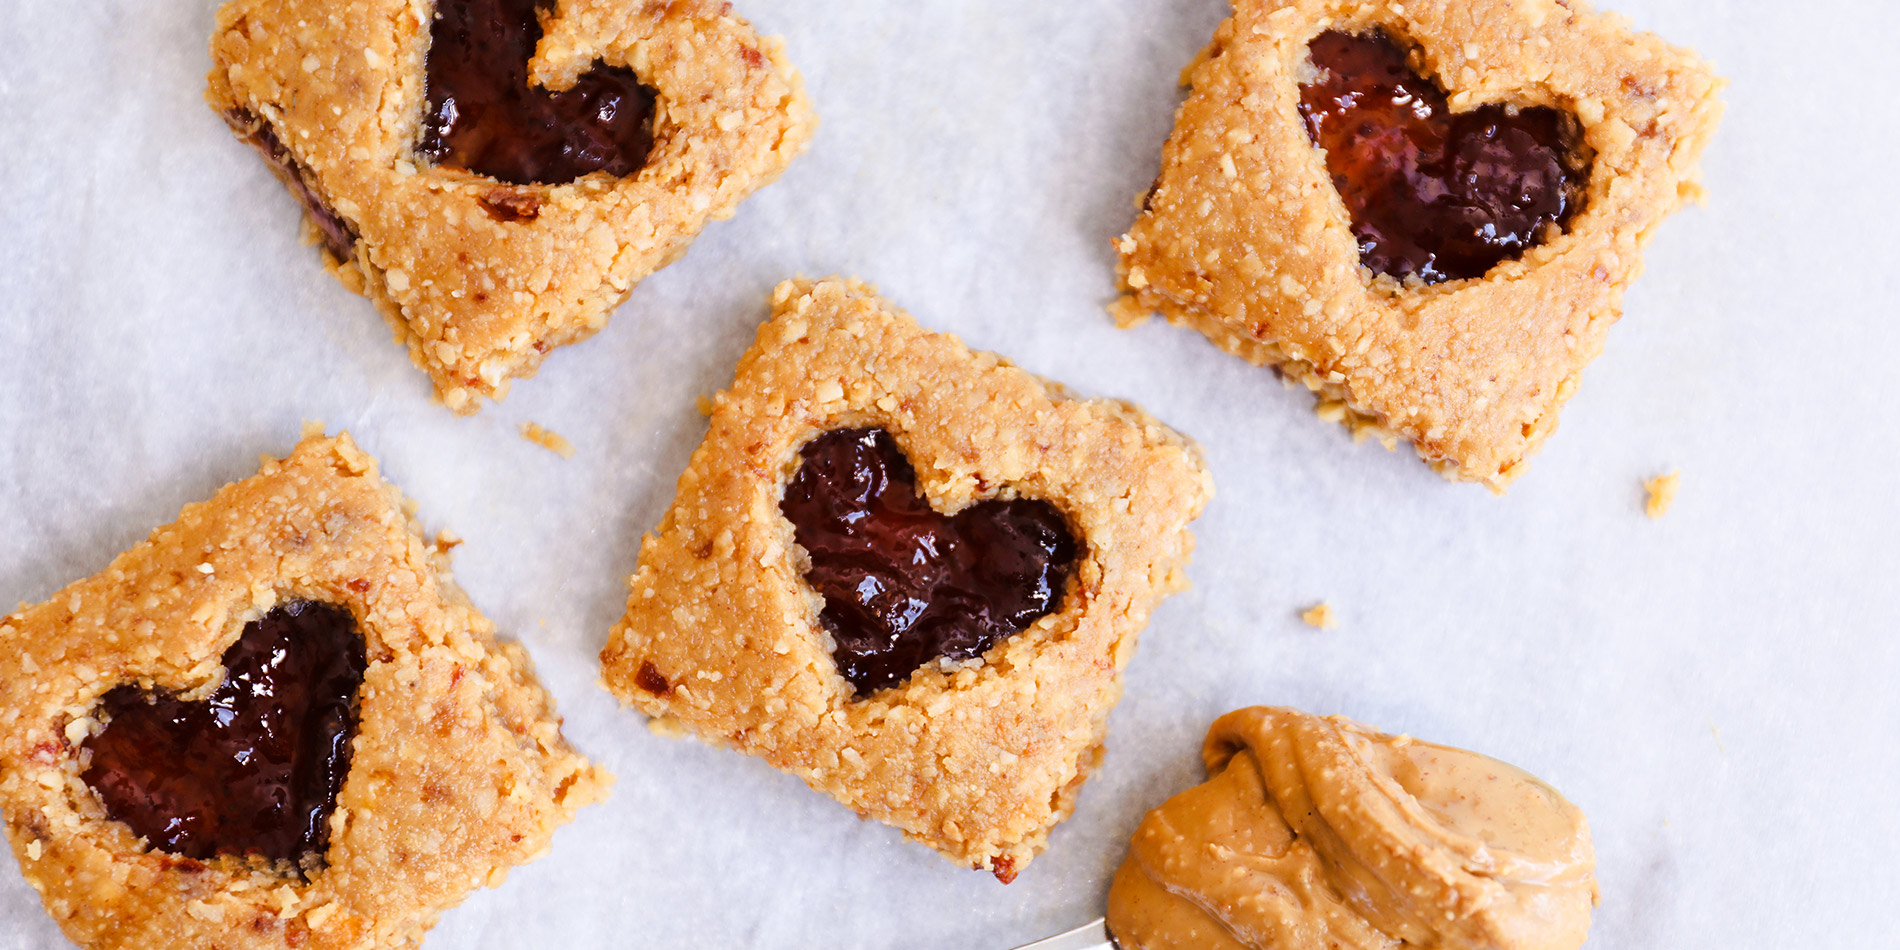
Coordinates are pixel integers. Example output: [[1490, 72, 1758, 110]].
[[1107, 707, 1597, 950]]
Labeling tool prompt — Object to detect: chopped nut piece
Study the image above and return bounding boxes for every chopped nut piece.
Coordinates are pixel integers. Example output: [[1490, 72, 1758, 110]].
[[518, 421, 576, 458]]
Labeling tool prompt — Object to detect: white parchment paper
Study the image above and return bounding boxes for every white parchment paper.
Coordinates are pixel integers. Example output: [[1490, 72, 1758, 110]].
[[2, 1, 1897, 947]]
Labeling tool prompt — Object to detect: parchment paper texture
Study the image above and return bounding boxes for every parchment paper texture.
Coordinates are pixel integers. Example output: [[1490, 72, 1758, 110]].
[[2, 1, 1896, 947]]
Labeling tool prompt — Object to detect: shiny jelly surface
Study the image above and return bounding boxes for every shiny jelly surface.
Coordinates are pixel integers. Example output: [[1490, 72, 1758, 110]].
[[417, 0, 659, 185], [780, 428, 1080, 696], [228, 108, 359, 261], [82, 601, 368, 869], [1298, 29, 1587, 284]]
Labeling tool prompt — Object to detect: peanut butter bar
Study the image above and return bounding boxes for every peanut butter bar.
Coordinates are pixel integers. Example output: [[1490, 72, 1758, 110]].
[[0, 431, 608, 950], [601, 278, 1213, 880], [1116, 0, 1723, 489], [207, 0, 815, 411]]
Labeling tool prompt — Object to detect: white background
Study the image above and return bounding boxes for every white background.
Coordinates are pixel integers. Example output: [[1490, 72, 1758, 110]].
[[2, 0, 1896, 947]]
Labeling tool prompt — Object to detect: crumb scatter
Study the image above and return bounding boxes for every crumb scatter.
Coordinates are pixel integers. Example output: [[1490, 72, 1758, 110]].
[[1645, 470, 1680, 518], [519, 422, 576, 458], [1301, 603, 1338, 630]]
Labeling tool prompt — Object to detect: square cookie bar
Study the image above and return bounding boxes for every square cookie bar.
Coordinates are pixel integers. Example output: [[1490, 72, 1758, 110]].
[[601, 278, 1213, 879], [0, 431, 608, 950], [207, 0, 814, 412], [1116, 0, 1723, 489]]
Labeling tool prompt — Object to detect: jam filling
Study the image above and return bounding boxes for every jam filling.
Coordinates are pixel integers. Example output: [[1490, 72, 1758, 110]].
[[1298, 29, 1587, 284], [417, 0, 659, 185], [780, 428, 1080, 696], [226, 108, 360, 261], [82, 601, 368, 871]]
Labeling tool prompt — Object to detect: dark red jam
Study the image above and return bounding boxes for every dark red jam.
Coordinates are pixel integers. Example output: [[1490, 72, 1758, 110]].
[[226, 108, 359, 261], [780, 429, 1080, 696], [417, 0, 659, 185], [82, 601, 368, 871], [1298, 29, 1587, 284]]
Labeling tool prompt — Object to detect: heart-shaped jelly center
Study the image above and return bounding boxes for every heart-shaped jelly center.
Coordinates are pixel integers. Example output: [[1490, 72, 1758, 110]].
[[418, 0, 659, 185], [82, 601, 367, 871], [780, 428, 1080, 696], [1298, 29, 1588, 284]]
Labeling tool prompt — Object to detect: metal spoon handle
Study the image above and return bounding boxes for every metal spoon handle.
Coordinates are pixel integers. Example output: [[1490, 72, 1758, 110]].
[[1009, 918, 1114, 950]]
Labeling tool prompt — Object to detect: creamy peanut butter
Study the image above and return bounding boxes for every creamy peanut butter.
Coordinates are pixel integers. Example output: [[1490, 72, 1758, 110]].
[[1107, 707, 1597, 950]]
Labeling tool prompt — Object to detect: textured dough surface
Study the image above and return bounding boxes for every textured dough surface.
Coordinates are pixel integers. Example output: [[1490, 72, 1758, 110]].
[[601, 277, 1214, 878], [206, 0, 815, 411], [1117, 0, 1724, 488], [0, 431, 609, 950]]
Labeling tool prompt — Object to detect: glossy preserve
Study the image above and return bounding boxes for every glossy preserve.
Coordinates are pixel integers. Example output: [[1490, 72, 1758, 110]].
[[1298, 30, 1587, 284], [229, 108, 359, 261], [82, 601, 368, 869], [418, 0, 658, 185], [780, 428, 1080, 696]]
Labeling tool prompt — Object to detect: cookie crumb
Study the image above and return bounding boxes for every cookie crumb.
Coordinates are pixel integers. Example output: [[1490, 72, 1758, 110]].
[[1300, 602, 1337, 630], [519, 422, 575, 459], [1644, 470, 1680, 519]]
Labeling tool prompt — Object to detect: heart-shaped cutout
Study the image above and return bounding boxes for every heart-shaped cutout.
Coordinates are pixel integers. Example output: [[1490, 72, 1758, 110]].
[[82, 601, 368, 871], [780, 428, 1081, 696], [418, 0, 659, 185], [1299, 29, 1588, 284]]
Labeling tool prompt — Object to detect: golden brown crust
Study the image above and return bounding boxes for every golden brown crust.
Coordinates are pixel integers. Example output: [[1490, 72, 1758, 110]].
[[1117, 0, 1724, 489], [205, 0, 815, 412], [600, 277, 1214, 877], [0, 432, 609, 950]]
